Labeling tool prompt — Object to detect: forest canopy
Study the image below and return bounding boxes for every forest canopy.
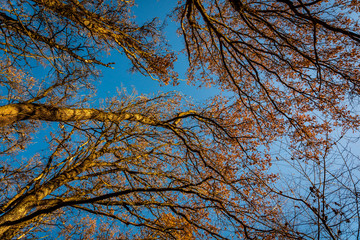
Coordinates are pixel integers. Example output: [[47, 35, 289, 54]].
[[0, 0, 360, 239]]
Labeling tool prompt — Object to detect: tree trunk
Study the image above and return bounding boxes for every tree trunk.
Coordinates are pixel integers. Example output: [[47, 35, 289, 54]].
[[0, 103, 158, 127]]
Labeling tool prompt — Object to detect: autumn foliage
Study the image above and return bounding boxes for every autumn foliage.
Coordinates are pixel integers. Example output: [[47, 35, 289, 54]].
[[0, 0, 359, 239]]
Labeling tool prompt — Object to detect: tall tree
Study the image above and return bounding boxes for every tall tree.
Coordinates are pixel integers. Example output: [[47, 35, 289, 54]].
[[0, 0, 359, 239], [179, 0, 360, 238], [0, 0, 281, 239]]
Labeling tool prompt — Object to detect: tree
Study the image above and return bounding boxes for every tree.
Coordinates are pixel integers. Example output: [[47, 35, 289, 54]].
[[0, 0, 359, 239], [0, 0, 283, 239], [179, 0, 360, 239]]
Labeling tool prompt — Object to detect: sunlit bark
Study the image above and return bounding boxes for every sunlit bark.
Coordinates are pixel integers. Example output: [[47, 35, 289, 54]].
[[0, 103, 161, 127]]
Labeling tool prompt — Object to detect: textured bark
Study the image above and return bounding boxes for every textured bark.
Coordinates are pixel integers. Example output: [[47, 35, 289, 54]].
[[0, 103, 159, 127]]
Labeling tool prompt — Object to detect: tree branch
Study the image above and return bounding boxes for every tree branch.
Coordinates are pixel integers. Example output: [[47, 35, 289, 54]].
[[0, 103, 160, 127]]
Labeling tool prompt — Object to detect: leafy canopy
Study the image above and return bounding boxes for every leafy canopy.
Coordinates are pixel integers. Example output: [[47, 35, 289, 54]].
[[0, 0, 359, 239]]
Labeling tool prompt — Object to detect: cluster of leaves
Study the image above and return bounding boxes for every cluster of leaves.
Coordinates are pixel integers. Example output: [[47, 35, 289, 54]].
[[0, 0, 359, 239]]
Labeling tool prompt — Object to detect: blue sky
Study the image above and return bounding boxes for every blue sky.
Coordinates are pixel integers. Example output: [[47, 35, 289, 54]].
[[95, 0, 221, 103]]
